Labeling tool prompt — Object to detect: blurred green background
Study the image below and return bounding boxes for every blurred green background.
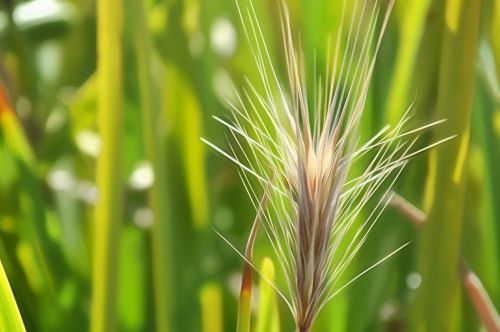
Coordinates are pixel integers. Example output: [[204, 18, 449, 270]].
[[0, 0, 498, 331]]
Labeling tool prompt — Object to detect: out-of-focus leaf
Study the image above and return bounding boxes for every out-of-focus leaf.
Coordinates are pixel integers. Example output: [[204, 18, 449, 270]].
[[0, 85, 34, 165], [164, 65, 209, 230], [1, 84, 66, 295], [255, 257, 279, 332], [385, 0, 432, 125], [118, 226, 147, 331], [68, 75, 97, 137], [200, 282, 224, 332], [414, 0, 482, 330], [490, 0, 500, 81]]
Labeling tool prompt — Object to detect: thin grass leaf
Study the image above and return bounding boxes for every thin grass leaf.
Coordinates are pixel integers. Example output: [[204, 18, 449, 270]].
[[131, 1, 175, 331], [0, 258, 25, 332]]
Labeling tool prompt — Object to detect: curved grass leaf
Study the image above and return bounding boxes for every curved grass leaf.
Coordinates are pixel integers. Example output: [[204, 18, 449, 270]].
[[0, 258, 26, 332]]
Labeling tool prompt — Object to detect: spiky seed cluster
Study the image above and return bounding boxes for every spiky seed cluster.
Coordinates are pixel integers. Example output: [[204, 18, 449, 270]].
[[203, 0, 451, 330]]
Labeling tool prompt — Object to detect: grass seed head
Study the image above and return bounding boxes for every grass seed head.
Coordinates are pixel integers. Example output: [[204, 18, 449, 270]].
[[204, 0, 450, 330]]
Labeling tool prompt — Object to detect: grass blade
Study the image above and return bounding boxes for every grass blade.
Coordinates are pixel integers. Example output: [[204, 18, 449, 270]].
[[413, 0, 482, 329], [200, 283, 224, 332], [0, 257, 25, 332], [131, 0, 175, 330], [90, 0, 124, 329], [385, 0, 432, 125], [255, 257, 280, 332]]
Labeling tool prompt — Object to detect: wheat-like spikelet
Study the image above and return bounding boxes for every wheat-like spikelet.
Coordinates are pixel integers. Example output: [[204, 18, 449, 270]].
[[203, 0, 453, 330]]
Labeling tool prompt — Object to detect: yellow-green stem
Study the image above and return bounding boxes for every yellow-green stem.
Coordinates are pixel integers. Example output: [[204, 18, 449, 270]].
[[413, 0, 481, 330], [131, 1, 174, 331], [91, 0, 123, 329]]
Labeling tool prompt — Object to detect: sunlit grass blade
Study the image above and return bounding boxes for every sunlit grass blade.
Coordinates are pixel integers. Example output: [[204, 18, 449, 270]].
[[414, 0, 482, 329], [255, 257, 280, 332], [91, 0, 124, 329], [200, 283, 224, 332], [0, 258, 26, 332]]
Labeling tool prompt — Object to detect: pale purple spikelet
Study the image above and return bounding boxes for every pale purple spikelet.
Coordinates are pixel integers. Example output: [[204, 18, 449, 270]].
[[203, 0, 453, 330]]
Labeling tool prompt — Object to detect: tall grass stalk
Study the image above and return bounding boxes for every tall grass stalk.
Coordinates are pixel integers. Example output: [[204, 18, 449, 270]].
[[132, 1, 174, 330], [414, 0, 481, 329], [91, 0, 123, 329]]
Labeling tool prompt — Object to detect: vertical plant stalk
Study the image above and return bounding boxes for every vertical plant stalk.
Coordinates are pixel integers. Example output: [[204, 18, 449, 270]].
[[413, 0, 481, 330], [131, 1, 174, 331], [91, 0, 123, 330]]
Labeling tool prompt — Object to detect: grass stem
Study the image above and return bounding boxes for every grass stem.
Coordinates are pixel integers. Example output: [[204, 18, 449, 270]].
[[131, 0, 174, 330], [90, 0, 123, 329]]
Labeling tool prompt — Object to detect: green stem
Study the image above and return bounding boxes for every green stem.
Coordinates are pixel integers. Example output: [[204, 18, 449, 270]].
[[413, 0, 481, 330], [91, 0, 123, 329], [131, 1, 173, 331]]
